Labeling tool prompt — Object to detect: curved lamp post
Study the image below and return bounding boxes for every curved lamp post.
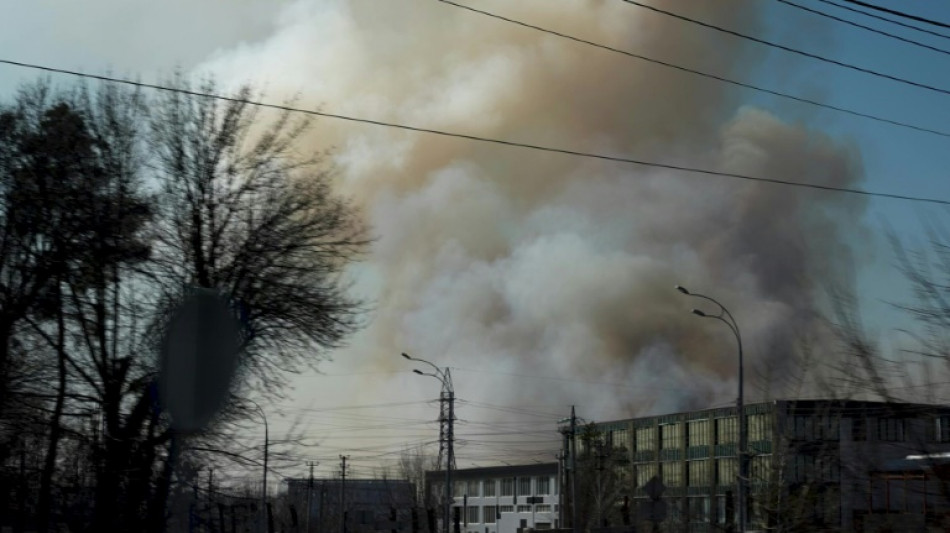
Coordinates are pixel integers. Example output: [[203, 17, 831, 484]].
[[401, 353, 454, 533], [246, 399, 269, 533], [676, 285, 746, 532]]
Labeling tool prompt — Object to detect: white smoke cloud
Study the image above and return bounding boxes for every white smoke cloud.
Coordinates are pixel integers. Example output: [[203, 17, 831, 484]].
[[197, 0, 867, 465]]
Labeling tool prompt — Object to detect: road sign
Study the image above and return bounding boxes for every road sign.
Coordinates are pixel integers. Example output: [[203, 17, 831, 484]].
[[526, 496, 544, 504], [159, 287, 243, 434]]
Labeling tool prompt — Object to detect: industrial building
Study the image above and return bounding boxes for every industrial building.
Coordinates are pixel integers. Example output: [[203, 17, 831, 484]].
[[425, 463, 561, 533], [569, 399, 950, 532]]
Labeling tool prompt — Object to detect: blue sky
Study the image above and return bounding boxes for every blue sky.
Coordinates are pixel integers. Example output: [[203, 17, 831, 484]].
[[746, 1, 950, 344]]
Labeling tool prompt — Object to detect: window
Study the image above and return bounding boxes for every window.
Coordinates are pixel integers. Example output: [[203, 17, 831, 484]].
[[536, 476, 550, 495], [751, 455, 772, 483], [791, 415, 839, 440], [501, 478, 514, 497], [716, 417, 737, 444], [636, 463, 657, 489], [748, 414, 772, 441], [661, 461, 683, 487], [716, 458, 737, 486], [612, 464, 632, 486], [790, 455, 840, 482], [483, 506, 497, 524], [499, 505, 514, 513], [878, 418, 905, 442], [717, 494, 733, 525], [517, 505, 531, 513], [483, 479, 496, 497], [467, 480, 480, 497], [688, 420, 711, 446], [518, 477, 532, 496], [818, 416, 840, 440], [934, 416, 950, 443], [636, 427, 656, 451], [688, 497, 711, 523], [688, 459, 711, 487], [852, 417, 868, 441], [611, 428, 631, 451], [535, 504, 552, 513], [660, 424, 683, 449], [466, 506, 480, 524]]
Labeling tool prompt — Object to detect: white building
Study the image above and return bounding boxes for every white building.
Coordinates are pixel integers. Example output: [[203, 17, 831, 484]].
[[426, 463, 561, 533]]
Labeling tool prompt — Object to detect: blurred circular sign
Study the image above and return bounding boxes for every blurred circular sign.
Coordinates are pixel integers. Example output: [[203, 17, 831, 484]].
[[159, 288, 243, 434]]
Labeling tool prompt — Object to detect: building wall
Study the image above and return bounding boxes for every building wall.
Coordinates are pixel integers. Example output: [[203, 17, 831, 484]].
[[286, 478, 416, 532], [585, 400, 950, 532], [427, 464, 560, 533], [453, 473, 559, 533]]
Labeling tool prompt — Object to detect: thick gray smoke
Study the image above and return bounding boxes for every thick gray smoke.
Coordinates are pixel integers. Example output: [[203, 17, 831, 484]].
[[200, 0, 866, 424]]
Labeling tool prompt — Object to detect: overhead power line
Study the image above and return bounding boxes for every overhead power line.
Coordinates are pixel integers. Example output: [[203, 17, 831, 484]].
[[816, 0, 950, 42], [436, 0, 950, 139], [844, 0, 950, 31], [2, 57, 949, 206], [775, 0, 950, 56], [618, 0, 950, 98]]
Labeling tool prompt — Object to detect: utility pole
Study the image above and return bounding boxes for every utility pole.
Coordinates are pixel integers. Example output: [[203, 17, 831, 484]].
[[306, 462, 316, 533], [442, 368, 455, 533], [340, 455, 349, 533], [556, 451, 563, 529], [570, 406, 577, 533], [401, 353, 454, 533], [559, 407, 579, 533], [595, 442, 607, 528]]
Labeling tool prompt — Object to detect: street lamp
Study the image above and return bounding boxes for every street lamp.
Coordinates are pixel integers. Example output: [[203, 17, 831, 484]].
[[246, 399, 269, 533], [677, 285, 747, 532], [401, 352, 454, 533]]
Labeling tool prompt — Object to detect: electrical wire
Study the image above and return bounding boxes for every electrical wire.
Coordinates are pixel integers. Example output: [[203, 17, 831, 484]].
[[816, 0, 950, 41], [1, 57, 950, 206], [844, 0, 950, 31], [774, 0, 950, 56], [437, 0, 950, 139], [617, 0, 950, 97]]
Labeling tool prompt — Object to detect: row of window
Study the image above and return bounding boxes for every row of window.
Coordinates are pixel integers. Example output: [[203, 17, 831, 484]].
[[633, 457, 775, 488], [633, 415, 774, 450], [605, 412, 950, 452], [455, 476, 553, 497], [457, 504, 557, 524]]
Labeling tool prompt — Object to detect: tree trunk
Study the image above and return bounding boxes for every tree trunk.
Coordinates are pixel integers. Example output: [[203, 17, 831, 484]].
[[0, 318, 13, 413], [37, 288, 67, 532], [147, 439, 177, 533]]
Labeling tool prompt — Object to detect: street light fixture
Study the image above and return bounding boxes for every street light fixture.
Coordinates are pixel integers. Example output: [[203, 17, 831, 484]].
[[401, 352, 455, 533], [677, 285, 746, 532]]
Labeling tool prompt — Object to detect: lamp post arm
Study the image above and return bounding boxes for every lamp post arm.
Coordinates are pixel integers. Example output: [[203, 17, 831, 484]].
[[407, 356, 445, 379], [416, 371, 447, 386], [689, 292, 742, 348]]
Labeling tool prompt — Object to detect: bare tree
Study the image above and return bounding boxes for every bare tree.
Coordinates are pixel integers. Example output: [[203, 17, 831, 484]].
[[399, 445, 438, 507], [0, 74, 368, 531], [147, 76, 367, 396]]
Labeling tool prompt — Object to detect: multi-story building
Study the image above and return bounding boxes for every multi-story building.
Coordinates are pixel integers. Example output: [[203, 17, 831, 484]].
[[571, 399, 950, 532], [425, 463, 561, 533]]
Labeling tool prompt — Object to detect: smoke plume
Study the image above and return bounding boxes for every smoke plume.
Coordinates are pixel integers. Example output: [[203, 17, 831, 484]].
[[200, 0, 866, 426]]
